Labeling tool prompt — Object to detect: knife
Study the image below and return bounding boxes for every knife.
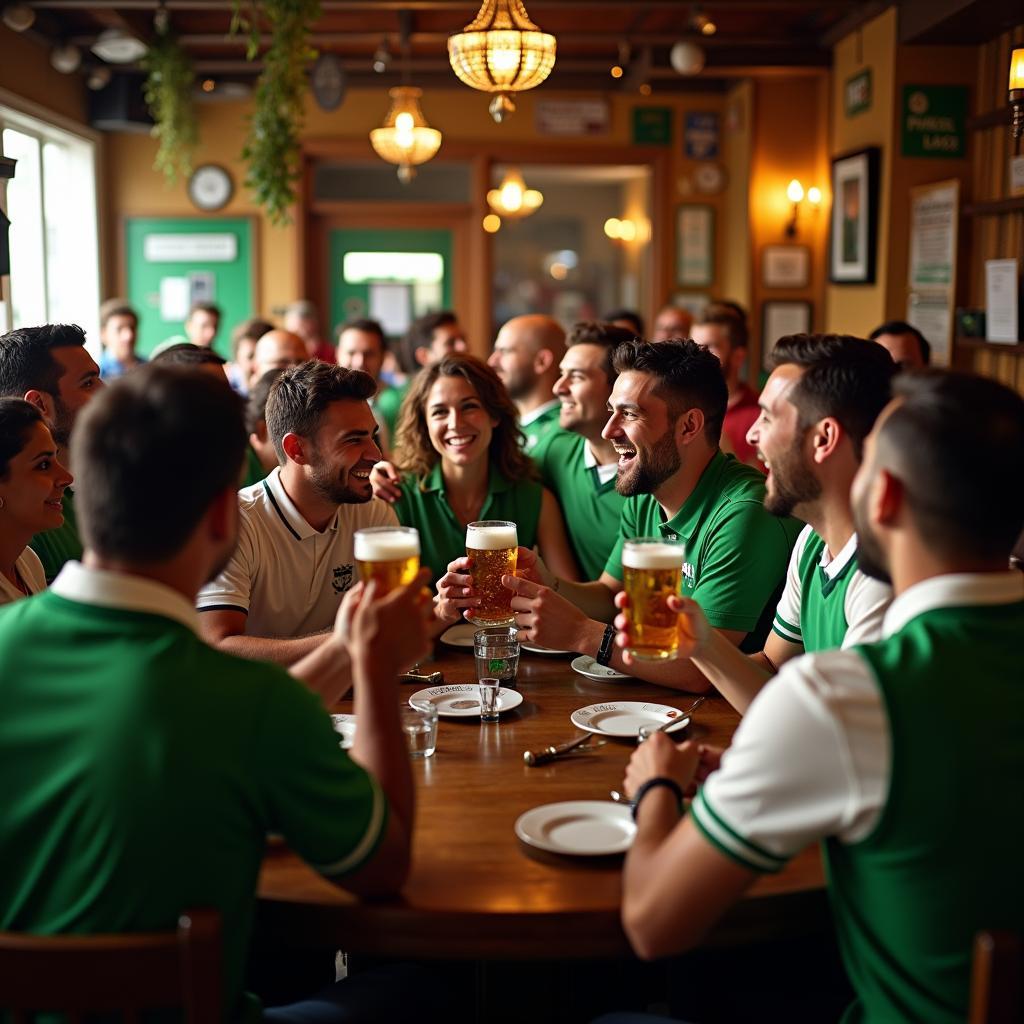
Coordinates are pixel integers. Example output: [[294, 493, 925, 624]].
[[523, 733, 594, 767]]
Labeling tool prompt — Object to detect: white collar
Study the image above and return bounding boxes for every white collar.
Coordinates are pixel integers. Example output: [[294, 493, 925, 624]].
[[583, 440, 619, 485], [519, 398, 561, 427], [50, 561, 201, 635], [882, 571, 1024, 638], [265, 466, 339, 540], [819, 531, 858, 580]]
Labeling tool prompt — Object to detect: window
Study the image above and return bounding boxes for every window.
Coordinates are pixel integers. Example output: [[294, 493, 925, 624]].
[[0, 105, 100, 351]]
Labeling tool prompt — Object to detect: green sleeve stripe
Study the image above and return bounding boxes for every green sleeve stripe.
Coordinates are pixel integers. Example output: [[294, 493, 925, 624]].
[[691, 802, 776, 874], [772, 618, 802, 643], [312, 775, 389, 878], [692, 790, 787, 872], [774, 612, 800, 635]]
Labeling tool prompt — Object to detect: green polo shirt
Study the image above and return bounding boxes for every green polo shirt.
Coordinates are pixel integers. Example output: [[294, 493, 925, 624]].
[[0, 575, 386, 1022], [520, 402, 564, 457], [393, 461, 542, 582], [536, 433, 625, 581], [376, 380, 411, 442], [240, 443, 268, 489], [605, 450, 801, 649], [28, 488, 83, 583]]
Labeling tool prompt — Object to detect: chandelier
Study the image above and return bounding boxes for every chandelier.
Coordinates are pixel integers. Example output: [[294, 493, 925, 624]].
[[487, 168, 543, 219], [369, 87, 442, 183], [448, 0, 556, 123]]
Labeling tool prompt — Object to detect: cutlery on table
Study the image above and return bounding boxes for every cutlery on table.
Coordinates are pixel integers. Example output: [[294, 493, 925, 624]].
[[524, 734, 606, 766]]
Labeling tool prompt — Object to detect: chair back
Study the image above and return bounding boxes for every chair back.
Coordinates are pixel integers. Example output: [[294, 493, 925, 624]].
[[969, 930, 1022, 1024], [0, 909, 221, 1024]]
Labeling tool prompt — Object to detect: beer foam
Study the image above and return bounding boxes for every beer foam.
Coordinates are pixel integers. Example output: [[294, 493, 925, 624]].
[[465, 524, 518, 550], [622, 543, 685, 570], [354, 530, 420, 561]]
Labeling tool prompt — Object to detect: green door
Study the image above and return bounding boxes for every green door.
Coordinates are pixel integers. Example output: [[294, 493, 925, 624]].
[[328, 228, 453, 341]]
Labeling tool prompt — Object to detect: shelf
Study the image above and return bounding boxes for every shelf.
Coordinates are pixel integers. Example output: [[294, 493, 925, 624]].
[[962, 196, 1024, 217], [956, 335, 1024, 351]]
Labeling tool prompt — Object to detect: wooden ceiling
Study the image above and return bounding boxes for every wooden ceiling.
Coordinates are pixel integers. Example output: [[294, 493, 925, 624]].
[[23, 0, 872, 94]]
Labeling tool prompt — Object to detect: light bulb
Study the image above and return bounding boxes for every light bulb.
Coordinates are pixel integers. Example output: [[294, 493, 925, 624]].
[[395, 112, 414, 132], [604, 218, 622, 240], [482, 214, 501, 233], [786, 179, 805, 203], [500, 182, 523, 211], [807, 186, 822, 206]]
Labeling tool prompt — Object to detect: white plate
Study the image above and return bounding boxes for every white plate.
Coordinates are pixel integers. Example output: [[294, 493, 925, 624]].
[[515, 800, 636, 856], [521, 641, 574, 656], [409, 684, 524, 718], [439, 623, 477, 648], [570, 701, 688, 738], [570, 655, 631, 681], [330, 713, 357, 750]]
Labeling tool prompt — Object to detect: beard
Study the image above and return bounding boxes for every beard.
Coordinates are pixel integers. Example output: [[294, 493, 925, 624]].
[[49, 395, 75, 450], [309, 446, 372, 505], [763, 444, 821, 518], [851, 480, 891, 584], [616, 429, 681, 497], [503, 366, 534, 401]]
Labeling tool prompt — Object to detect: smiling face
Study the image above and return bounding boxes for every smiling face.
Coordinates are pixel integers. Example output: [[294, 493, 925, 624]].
[[48, 345, 103, 448], [554, 343, 613, 436], [337, 327, 385, 382], [601, 370, 681, 497], [424, 373, 497, 469], [306, 399, 382, 505], [0, 420, 73, 535]]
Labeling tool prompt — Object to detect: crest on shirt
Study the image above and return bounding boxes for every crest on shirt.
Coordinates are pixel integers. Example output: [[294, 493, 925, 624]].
[[682, 561, 696, 588], [332, 564, 354, 594]]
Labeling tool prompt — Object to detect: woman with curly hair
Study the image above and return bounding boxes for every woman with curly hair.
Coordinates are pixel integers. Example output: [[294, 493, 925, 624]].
[[389, 353, 579, 586]]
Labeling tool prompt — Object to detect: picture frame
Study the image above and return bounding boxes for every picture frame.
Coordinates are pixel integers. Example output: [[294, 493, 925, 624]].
[[677, 204, 715, 287], [762, 245, 810, 288], [761, 301, 812, 371], [829, 147, 880, 284]]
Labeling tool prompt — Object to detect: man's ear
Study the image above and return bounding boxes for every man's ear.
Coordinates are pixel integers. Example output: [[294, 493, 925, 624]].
[[281, 431, 308, 465], [871, 467, 904, 529], [810, 417, 843, 465], [676, 407, 706, 447], [23, 389, 53, 420], [533, 348, 555, 374]]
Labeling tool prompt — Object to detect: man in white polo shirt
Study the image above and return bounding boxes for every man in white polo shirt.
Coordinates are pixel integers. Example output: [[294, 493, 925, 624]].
[[199, 360, 398, 665]]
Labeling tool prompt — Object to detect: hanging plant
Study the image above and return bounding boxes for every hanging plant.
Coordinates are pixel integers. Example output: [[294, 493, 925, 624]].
[[232, 0, 321, 225], [141, 28, 198, 184]]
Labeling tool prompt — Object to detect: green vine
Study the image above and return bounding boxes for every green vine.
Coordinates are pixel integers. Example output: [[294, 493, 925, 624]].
[[232, 0, 320, 225], [141, 28, 197, 184]]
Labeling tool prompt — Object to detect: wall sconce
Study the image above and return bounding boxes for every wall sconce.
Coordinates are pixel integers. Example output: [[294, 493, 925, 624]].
[[1010, 47, 1024, 143], [785, 179, 821, 238]]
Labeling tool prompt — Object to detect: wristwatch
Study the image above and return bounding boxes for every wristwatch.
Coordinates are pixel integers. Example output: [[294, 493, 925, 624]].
[[595, 624, 616, 666]]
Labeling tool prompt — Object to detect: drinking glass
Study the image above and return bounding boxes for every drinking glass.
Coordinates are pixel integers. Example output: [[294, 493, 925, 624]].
[[473, 626, 520, 691], [622, 537, 686, 661], [465, 520, 518, 625], [401, 699, 438, 758], [478, 677, 501, 723], [353, 526, 420, 594]]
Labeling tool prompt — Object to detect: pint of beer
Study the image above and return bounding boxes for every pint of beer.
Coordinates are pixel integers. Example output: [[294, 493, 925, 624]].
[[622, 537, 686, 661], [466, 520, 518, 626], [353, 526, 421, 594]]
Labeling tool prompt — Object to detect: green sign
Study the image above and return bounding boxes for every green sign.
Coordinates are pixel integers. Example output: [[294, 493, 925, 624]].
[[845, 69, 872, 117], [901, 85, 967, 158], [633, 107, 672, 146]]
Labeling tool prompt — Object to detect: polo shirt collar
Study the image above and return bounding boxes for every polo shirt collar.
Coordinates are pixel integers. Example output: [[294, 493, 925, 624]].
[[422, 460, 515, 500], [263, 466, 339, 540], [658, 450, 730, 545], [882, 571, 1024, 638], [821, 531, 858, 581], [50, 561, 201, 635], [519, 398, 560, 427], [583, 441, 619, 486]]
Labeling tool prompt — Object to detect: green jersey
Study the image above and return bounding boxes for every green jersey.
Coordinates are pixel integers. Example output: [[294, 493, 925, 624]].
[[393, 461, 542, 583], [376, 380, 411, 442], [240, 443, 268, 489], [520, 401, 564, 457], [605, 451, 800, 649], [28, 488, 83, 583]]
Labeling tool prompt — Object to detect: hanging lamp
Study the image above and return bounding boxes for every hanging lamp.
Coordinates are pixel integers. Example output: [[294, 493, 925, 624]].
[[447, 0, 556, 123], [369, 87, 442, 184], [487, 168, 543, 219]]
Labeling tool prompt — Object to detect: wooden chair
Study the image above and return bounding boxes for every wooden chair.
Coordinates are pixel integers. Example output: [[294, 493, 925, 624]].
[[969, 930, 1022, 1024], [0, 909, 221, 1024]]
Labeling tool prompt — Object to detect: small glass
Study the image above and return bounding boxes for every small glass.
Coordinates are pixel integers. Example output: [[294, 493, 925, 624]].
[[473, 626, 520, 691], [401, 699, 438, 758], [479, 677, 501, 723]]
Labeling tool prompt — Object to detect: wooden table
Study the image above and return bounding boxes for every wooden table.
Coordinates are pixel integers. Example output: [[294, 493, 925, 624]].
[[257, 641, 827, 960]]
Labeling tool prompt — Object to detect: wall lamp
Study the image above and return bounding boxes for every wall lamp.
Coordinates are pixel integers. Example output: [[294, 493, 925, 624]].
[[785, 179, 822, 238], [1010, 47, 1024, 145]]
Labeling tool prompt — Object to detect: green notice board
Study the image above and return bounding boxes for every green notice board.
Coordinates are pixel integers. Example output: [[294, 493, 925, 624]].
[[124, 217, 255, 358], [901, 85, 967, 159]]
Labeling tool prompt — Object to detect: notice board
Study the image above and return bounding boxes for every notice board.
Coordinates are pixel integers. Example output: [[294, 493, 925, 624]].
[[124, 216, 256, 359]]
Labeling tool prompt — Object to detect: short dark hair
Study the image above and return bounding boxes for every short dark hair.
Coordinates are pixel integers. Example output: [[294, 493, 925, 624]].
[[337, 318, 387, 350], [187, 302, 221, 322], [230, 318, 274, 360], [869, 320, 931, 365], [99, 299, 138, 329], [0, 397, 44, 478], [876, 370, 1024, 563], [694, 305, 749, 351], [0, 324, 88, 400], [770, 334, 897, 459], [612, 339, 728, 444], [72, 366, 247, 562], [151, 343, 226, 368], [266, 361, 377, 462], [567, 321, 636, 385], [398, 311, 458, 373], [245, 367, 284, 436], [602, 309, 645, 337]]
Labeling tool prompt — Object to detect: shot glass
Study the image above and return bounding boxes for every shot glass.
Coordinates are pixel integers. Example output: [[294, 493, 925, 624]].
[[473, 626, 521, 691], [479, 677, 501, 723], [401, 699, 438, 758]]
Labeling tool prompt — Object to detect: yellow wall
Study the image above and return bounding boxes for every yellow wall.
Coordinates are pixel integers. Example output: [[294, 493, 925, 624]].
[[720, 80, 752, 314], [0, 25, 87, 125]]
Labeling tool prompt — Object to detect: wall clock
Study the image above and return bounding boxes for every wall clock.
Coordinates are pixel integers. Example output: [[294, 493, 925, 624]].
[[187, 164, 234, 212]]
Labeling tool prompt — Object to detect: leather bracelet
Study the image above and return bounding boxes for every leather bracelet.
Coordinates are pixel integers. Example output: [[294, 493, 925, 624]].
[[632, 776, 685, 821], [595, 623, 616, 666]]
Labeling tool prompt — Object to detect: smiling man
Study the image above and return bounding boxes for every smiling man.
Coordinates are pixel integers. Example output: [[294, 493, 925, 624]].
[[198, 361, 398, 666]]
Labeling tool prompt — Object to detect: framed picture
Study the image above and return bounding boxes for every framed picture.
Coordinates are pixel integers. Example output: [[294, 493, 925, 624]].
[[762, 301, 812, 371], [762, 245, 810, 288], [677, 205, 715, 287], [829, 147, 880, 284]]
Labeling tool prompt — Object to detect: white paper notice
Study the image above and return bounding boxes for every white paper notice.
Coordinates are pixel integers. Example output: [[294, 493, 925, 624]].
[[985, 259, 1019, 344], [369, 283, 411, 336], [159, 276, 190, 322]]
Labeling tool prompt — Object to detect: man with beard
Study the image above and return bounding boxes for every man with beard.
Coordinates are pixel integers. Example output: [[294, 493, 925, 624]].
[[0, 323, 103, 581], [488, 314, 566, 454], [0, 365, 431, 1020], [616, 333, 896, 713], [199, 361, 399, 666], [454, 340, 799, 692], [607, 370, 1024, 1024]]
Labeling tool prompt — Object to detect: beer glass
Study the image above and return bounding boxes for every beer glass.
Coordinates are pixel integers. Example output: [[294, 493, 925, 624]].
[[353, 526, 420, 594], [465, 520, 518, 626], [622, 537, 686, 661]]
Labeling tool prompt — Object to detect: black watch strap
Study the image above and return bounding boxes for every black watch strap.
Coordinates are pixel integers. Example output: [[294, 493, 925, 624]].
[[595, 623, 616, 666], [632, 777, 685, 821]]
